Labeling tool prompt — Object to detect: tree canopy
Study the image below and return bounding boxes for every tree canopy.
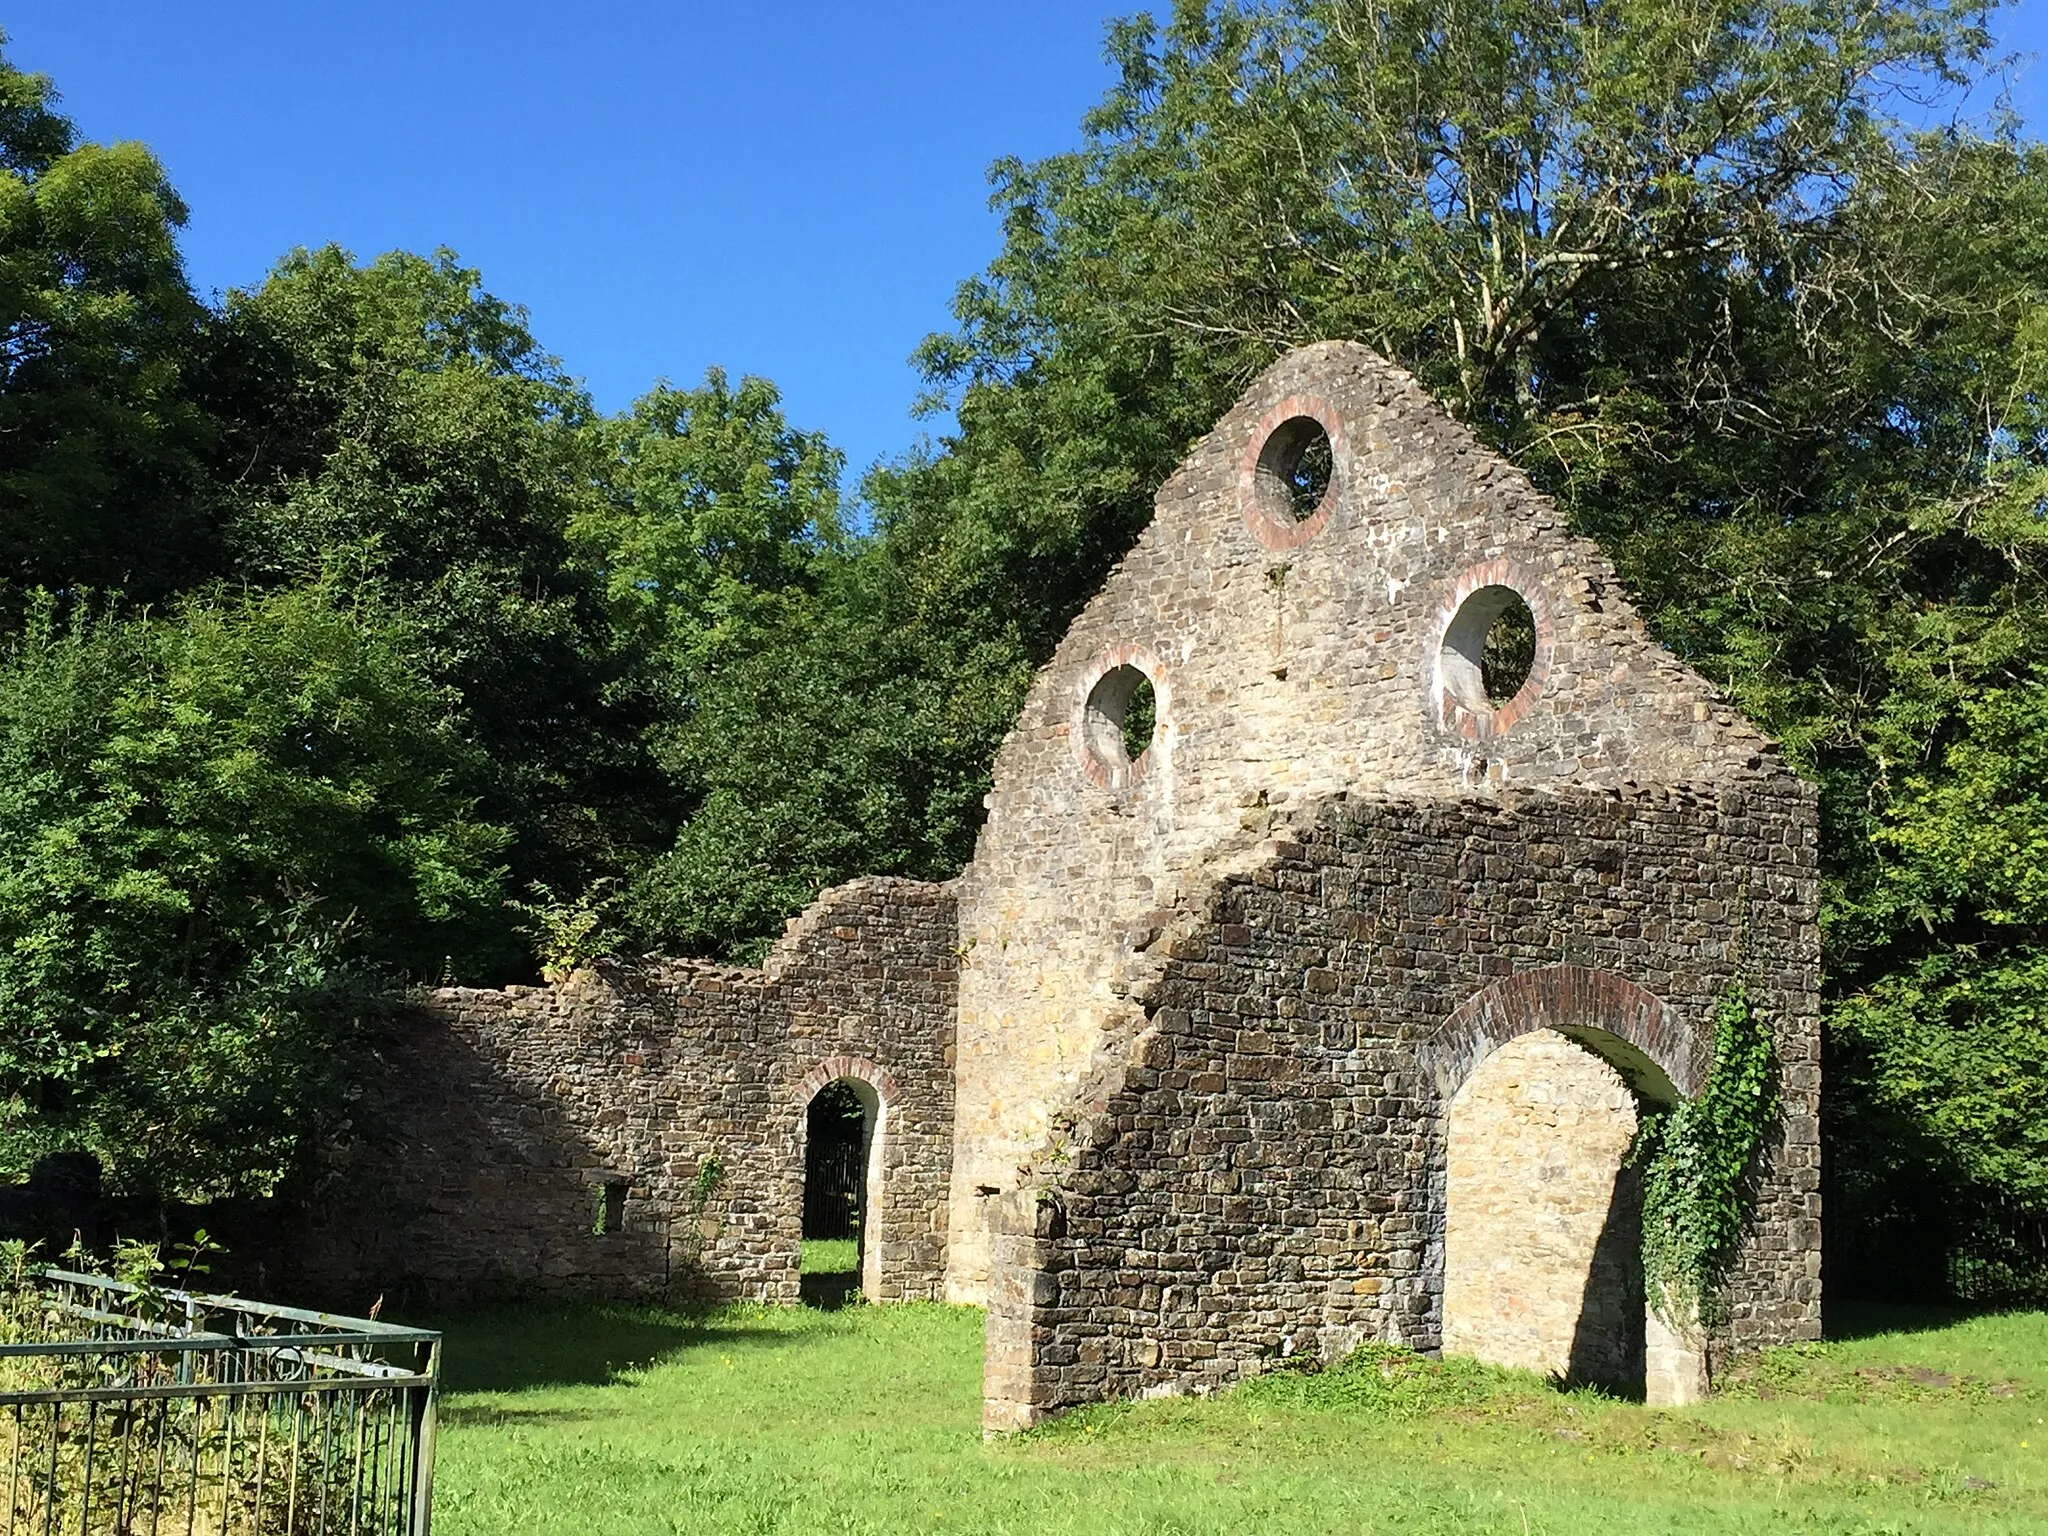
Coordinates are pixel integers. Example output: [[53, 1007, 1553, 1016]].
[[0, 53, 208, 603], [876, 0, 2048, 1297]]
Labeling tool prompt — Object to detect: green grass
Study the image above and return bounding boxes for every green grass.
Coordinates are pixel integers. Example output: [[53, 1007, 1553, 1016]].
[[801, 1237, 859, 1275], [428, 1301, 2048, 1534]]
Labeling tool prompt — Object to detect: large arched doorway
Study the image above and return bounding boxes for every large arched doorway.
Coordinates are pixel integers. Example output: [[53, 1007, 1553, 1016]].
[[794, 1056, 896, 1306], [1430, 966, 1704, 1403], [1444, 1028, 1646, 1393]]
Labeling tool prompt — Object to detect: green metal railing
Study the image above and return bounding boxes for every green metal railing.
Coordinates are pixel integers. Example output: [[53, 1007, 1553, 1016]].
[[0, 1268, 439, 1535]]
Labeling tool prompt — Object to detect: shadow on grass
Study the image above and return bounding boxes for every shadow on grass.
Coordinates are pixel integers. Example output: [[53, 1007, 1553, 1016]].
[[800, 1271, 861, 1311], [439, 1402, 606, 1430], [1824, 1299, 1997, 1342], [429, 1305, 796, 1393]]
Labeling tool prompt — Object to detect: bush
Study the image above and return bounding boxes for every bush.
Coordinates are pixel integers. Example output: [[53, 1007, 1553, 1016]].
[[0, 584, 510, 1199]]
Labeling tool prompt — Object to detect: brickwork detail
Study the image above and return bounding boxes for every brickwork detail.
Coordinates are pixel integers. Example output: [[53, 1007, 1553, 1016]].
[[1428, 965, 1696, 1106], [1427, 557, 1556, 740], [1070, 642, 1174, 791], [1237, 393, 1351, 549], [794, 1056, 900, 1108]]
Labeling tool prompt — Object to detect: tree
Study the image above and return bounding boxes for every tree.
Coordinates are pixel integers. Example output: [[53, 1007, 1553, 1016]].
[[880, 0, 2048, 1293], [198, 246, 656, 938], [892, 0, 2002, 641], [0, 585, 510, 1198], [552, 370, 1021, 959], [623, 568, 1024, 958], [569, 371, 945, 954], [0, 33, 211, 604]]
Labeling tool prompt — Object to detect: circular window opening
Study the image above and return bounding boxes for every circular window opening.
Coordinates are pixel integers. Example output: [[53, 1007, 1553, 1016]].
[[1441, 585, 1538, 712], [1257, 416, 1336, 523], [1083, 664, 1158, 779]]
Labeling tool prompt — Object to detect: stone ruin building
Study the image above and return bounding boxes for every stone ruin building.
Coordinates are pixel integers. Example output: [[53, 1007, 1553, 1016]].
[[308, 342, 1823, 1428]]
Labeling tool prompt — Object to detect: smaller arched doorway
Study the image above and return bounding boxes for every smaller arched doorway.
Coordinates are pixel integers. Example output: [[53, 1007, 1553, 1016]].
[[794, 1056, 896, 1305]]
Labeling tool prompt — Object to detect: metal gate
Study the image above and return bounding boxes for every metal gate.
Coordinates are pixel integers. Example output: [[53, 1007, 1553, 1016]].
[[0, 1265, 440, 1534], [803, 1134, 865, 1240]]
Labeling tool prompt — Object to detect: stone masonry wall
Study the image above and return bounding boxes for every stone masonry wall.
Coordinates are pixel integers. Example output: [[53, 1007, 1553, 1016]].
[[950, 340, 1787, 1303], [275, 337, 1826, 1438], [983, 781, 1820, 1430], [297, 877, 956, 1309]]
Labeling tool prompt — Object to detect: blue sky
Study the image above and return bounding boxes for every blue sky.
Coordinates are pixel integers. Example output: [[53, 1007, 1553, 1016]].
[[9, 2, 2048, 484]]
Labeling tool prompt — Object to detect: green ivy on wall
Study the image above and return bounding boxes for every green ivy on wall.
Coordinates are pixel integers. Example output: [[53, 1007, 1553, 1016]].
[[1633, 982, 1777, 1325]]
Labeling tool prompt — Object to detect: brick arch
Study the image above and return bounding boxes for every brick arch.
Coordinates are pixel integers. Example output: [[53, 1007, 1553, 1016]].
[[1069, 642, 1175, 791], [1236, 391, 1353, 550], [1423, 555, 1558, 742], [1426, 965, 1697, 1107], [793, 1054, 900, 1108]]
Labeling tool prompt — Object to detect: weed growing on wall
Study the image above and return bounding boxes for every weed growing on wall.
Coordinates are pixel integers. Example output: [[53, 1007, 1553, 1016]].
[[506, 879, 622, 984], [690, 1156, 725, 1236], [694, 1156, 725, 1210], [1633, 982, 1776, 1324]]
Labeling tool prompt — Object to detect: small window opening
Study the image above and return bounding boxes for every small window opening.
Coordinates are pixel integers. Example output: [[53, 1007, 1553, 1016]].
[[594, 1178, 628, 1237], [802, 1079, 871, 1307], [1441, 585, 1538, 714], [1083, 663, 1159, 783], [1256, 416, 1335, 523]]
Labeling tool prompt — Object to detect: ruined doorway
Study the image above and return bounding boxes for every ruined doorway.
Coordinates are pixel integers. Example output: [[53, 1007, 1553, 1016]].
[[1442, 1028, 1648, 1395], [801, 1077, 880, 1306]]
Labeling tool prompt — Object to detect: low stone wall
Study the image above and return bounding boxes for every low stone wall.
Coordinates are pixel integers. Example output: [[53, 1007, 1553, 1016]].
[[983, 779, 1820, 1430], [297, 877, 957, 1309]]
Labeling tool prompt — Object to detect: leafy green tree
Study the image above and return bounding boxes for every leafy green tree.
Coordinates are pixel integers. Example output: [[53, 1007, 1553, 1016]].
[[551, 370, 1017, 959], [890, 0, 2001, 642], [569, 371, 957, 954], [577, 369, 846, 642], [198, 246, 655, 932], [1, 0, 2040, 1290], [570, 369, 844, 954], [625, 571, 1025, 958], [0, 585, 510, 1198], [0, 33, 211, 603]]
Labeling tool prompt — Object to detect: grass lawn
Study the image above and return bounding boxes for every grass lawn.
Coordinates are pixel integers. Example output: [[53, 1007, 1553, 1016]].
[[428, 1300, 2047, 1535], [800, 1238, 859, 1275]]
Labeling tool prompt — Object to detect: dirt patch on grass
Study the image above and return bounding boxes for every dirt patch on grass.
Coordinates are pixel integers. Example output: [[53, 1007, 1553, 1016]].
[[1716, 1343, 2035, 1405]]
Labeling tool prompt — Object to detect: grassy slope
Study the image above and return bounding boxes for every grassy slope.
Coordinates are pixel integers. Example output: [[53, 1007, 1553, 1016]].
[[430, 1303, 2047, 1535]]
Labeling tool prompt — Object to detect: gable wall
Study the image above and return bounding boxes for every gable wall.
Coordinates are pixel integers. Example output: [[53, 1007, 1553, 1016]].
[[951, 341, 1783, 1300]]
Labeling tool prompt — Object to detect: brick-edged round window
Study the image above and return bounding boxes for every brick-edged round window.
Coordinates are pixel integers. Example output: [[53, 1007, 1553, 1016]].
[[1072, 645, 1170, 790], [1239, 394, 1347, 549], [1443, 586, 1535, 709], [1428, 562, 1554, 740]]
